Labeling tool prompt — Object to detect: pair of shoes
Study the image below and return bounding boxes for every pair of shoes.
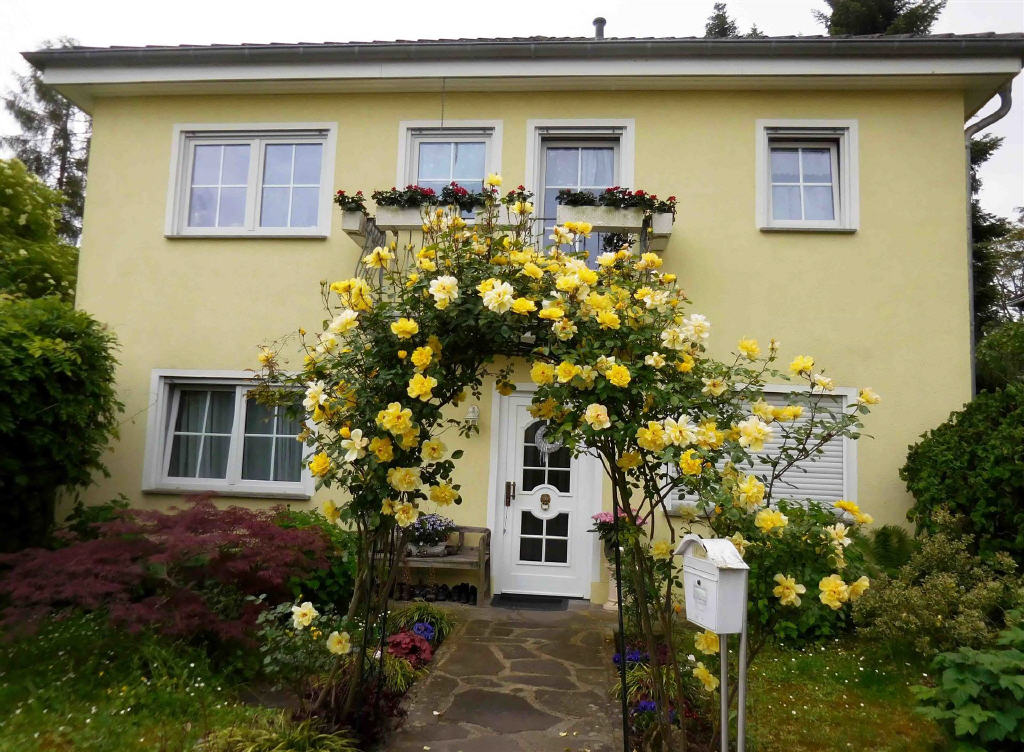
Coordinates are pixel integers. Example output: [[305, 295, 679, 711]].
[[424, 584, 438, 602], [451, 583, 469, 603], [437, 584, 451, 602], [468, 585, 478, 606]]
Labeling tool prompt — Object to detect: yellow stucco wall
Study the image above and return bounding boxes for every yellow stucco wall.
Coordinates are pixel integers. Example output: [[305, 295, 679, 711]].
[[73, 88, 971, 599]]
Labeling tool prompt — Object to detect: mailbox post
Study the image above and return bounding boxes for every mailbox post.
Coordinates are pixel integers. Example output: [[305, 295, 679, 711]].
[[675, 534, 750, 752]]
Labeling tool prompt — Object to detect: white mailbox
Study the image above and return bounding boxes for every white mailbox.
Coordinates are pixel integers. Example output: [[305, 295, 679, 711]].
[[676, 534, 749, 635]]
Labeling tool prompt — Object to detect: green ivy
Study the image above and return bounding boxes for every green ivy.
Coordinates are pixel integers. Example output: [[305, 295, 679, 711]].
[[913, 611, 1024, 750]]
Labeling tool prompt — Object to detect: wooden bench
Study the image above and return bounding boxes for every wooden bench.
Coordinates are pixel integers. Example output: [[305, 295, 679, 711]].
[[403, 525, 491, 602]]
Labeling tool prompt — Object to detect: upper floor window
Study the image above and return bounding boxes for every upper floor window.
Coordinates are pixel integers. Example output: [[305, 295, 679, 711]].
[[143, 370, 312, 499], [756, 120, 859, 233], [167, 124, 336, 237], [398, 121, 501, 196]]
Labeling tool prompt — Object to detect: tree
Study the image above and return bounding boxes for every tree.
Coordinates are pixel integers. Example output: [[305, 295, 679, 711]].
[[704, 2, 740, 38], [991, 212, 1024, 322], [970, 134, 1013, 341], [0, 158, 120, 552], [703, 2, 764, 39], [2, 38, 91, 244], [814, 0, 946, 35], [0, 158, 77, 300]]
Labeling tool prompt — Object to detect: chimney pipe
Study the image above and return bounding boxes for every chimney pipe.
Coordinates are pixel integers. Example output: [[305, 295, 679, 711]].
[[593, 17, 606, 39]]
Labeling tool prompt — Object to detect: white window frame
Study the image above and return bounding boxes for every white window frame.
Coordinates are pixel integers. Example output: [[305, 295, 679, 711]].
[[666, 383, 858, 515], [396, 120, 502, 190], [142, 369, 313, 499], [755, 119, 859, 233], [525, 119, 636, 209], [165, 122, 337, 238]]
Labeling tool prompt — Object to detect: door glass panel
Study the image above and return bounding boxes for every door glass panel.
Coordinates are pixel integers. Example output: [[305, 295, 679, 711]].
[[523, 468, 546, 491], [548, 470, 571, 493], [521, 511, 544, 535], [545, 539, 568, 563], [547, 513, 569, 537], [519, 537, 543, 562], [547, 446, 571, 468]]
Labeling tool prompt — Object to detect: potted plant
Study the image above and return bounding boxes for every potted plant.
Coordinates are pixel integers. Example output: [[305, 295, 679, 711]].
[[334, 189, 368, 238], [555, 187, 676, 246], [405, 514, 456, 557], [371, 185, 438, 231]]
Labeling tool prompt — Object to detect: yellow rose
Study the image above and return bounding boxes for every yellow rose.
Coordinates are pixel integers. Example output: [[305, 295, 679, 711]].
[[322, 499, 340, 524], [521, 262, 544, 280], [605, 364, 631, 387], [387, 466, 420, 492], [737, 338, 760, 360], [538, 305, 565, 320], [391, 317, 419, 339], [617, 451, 642, 470], [772, 573, 806, 606], [511, 297, 537, 315], [694, 629, 719, 654], [734, 474, 765, 510], [422, 439, 446, 461], [428, 483, 459, 506], [410, 346, 433, 371], [651, 541, 673, 560], [584, 403, 611, 430], [678, 449, 704, 476], [369, 436, 394, 463], [754, 508, 788, 535], [308, 452, 331, 478], [530, 361, 556, 385], [326, 630, 351, 655], [407, 373, 438, 401], [394, 501, 418, 527], [858, 387, 881, 405], [556, 361, 582, 383], [789, 354, 815, 375], [596, 310, 621, 330], [693, 662, 719, 693], [818, 574, 850, 610], [848, 575, 870, 601]]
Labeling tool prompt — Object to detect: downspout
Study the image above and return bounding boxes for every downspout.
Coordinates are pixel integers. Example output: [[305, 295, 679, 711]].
[[963, 82, 1013, 395]]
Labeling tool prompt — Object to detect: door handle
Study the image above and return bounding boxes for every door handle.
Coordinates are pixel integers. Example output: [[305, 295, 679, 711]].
[[504, 481, 516, 507]]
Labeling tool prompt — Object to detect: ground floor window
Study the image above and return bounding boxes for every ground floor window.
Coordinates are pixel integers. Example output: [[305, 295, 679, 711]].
[[143, 370, 311, 498]]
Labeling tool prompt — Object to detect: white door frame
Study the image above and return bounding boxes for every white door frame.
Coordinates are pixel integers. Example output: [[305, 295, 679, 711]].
[[485, 383, 604, 598]]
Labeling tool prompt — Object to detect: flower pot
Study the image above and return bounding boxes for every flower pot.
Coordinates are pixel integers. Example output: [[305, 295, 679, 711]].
[[406, 542, 447, 557], [375, 206, 428, 232], [340, 210, 367, 239], [555, 205, 644, 233], [646, 211, 674, 251]]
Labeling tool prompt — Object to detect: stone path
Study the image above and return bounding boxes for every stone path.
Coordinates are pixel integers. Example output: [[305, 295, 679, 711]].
[[386, 601, 622, 752]]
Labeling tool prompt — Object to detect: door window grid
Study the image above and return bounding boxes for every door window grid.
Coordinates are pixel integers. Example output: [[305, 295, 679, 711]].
[[522, 420, 571, 493], [768, 141, 840, 223], [518, 511, 570, 563], [163, 384, 304, 486]]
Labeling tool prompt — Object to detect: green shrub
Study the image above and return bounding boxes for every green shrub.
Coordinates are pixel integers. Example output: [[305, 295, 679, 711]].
[[854, 511, 1023, 660], [196, 714, 360, 752], [276, 508, 358, 610], [0, 158, 77, 300], [0, 295, 122, 551], [976, 321, 1024, 392], [913, 611, 1024, 751], [852, 524, 918, 578], [901, 384, 1024, 560], [387, 601, 455, 643]]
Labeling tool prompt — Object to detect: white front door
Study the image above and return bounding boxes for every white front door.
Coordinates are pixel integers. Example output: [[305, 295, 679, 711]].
[[491, 391, 602, 598]]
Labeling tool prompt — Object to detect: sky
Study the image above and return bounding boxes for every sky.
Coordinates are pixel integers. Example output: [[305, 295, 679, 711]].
[[1, 0, 1022, 218]]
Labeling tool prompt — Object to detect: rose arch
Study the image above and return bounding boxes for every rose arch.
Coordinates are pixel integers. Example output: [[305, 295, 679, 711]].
[[256, 177, 879, 751]]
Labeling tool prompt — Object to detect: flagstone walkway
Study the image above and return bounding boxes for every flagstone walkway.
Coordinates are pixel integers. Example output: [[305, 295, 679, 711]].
[[386, 601, 622, 752]]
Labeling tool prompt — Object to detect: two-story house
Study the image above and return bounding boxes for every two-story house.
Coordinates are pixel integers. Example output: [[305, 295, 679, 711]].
[[24, 32, 1024, 603]]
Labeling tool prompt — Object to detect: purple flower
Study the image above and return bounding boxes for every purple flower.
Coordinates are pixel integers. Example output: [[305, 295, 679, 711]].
[[412, 621, 435, 641]]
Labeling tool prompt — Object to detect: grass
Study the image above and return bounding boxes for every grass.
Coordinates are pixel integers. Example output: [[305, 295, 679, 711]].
[[746, 639, 946, 752], [0, 612, 272, 752]]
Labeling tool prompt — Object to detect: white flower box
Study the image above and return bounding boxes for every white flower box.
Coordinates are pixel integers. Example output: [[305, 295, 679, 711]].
[[340, 210, 367, 239], [646, 211, 675, 251], [374, 206, 428, 232], [555, 205, 644, 233]]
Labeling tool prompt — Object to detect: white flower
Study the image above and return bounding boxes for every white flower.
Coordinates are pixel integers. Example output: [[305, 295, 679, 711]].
[[302, 380, 327, 411], [482, 280, 515, 313], [737, 416, 774, 452], [327, 630, 351, 655], [584, 403, 611, 430], [663, 416, 696, 447], [644, 352, 667, 368], [660, 327, 687, 351], [428, 276, 460, 309], [682, 314, 711, 341], [327, 309, 359, 334], [291, 601, 318, 629], [341, 428, 369, 462]]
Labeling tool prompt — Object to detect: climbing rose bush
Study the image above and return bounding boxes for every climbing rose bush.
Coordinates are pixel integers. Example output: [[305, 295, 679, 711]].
[[259, 176, 879, 746]]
